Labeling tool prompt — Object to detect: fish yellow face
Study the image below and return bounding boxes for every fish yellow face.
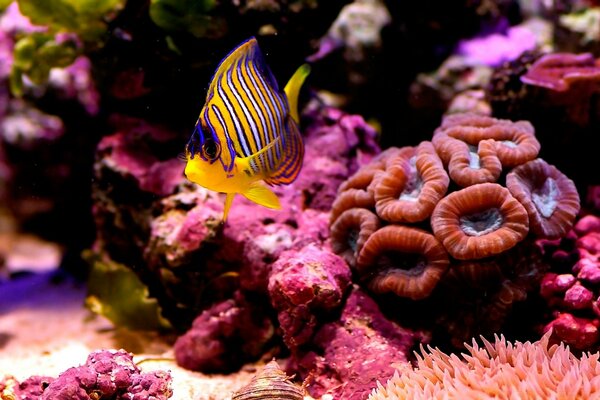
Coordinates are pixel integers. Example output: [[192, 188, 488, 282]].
[[184, 154, 231, 192], [184, 122, 250, 194]]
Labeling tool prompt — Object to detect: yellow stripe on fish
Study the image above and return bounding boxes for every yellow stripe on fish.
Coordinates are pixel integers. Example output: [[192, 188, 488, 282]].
[[184, 37, 310, 222]]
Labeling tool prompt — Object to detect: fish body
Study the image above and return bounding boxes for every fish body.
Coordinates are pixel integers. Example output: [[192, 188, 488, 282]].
[[184, 37, 310, 221]]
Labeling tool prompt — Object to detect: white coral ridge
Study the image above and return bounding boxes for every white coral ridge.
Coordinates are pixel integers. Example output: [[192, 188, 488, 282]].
[[368, 330, 600, 400], [323, 0, 391, 62]]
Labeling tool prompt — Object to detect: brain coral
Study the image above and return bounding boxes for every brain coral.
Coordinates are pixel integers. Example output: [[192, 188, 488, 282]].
[[329, 112, 580, 342], [331, 112, 579, 298], [368, 330, 600, 400]]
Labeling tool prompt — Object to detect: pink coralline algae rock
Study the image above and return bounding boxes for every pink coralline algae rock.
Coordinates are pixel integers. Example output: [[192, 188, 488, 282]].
[[296, 103, 380, 211], [234, 207, 331, 293], [12, 375, 55, 398], [545, 312, 600, 351], [95, 116, 185, 198], [174, 292, 275, 373], [91, 116, 186, 263], [0, 2, 46, 80], [90, 105, 381, 361], [0, 30, 12, 80], [458, 25, 538, 67], [539, 212, 600, 350], [293, 287, 424, 400], [239, 221, 297, 292], [48, 56, 101, 116], [587, 186, 600, 212], [268, 244, 352, 350], [33, 349, 173, 399], [145, 190, 224, 268]]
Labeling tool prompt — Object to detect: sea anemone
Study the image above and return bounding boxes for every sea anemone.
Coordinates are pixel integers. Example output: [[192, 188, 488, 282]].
[[368, 330, 600, 400]]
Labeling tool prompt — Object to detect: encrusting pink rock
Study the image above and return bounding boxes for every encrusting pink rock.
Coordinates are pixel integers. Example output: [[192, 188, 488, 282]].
[[292, 287, 425, 400], [544, 312, 600, 351], [7, 375, 55, 398], [538, 211, 600, 350], [296, 103, 380, 211], [2, 349, 175, 399], [95, 116, 185, 198], [268, 244, 352, 350], [173, 291, 275, 373]]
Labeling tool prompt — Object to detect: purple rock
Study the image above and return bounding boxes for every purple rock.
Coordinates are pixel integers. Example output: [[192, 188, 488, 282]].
[[14, 376, 55, 399], [574, 214, 600, 237], [96, 117, 185, 198], [0, 30, 12, 80], [239, 222, 296, 292], [577, 259, 600, 284], [0, 2, 47, 35], [544, 312, 600, 351], [293, 287, 424, 399], [48, 56, 100, 116], [268, 244, 352, 350], [540, 273, 577, 298], [457, 25, 537, 67], [174, 292, 274, 373], [577, 232, 600, 260], [146, 198, 223, 268], [127, 370, 173, 400], [41, 349, 172, 399], [563, 282, 594, 310]]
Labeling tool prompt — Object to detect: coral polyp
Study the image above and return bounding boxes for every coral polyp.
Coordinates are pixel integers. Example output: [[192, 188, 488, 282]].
[[356, 225, 450, 300], [330, 112, 580, 346], [431, 183, 529, 260]]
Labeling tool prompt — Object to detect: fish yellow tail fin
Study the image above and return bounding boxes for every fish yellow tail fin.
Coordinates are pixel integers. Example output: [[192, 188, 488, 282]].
[[284, 63, 311, 124]]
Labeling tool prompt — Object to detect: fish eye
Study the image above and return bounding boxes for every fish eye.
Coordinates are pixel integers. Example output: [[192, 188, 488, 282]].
[[202, 139, 220, 161]]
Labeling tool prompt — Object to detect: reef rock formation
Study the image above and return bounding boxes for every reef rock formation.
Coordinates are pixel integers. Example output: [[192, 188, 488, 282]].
[[539, 212, 600, 350], [0, 349, 173, 399]]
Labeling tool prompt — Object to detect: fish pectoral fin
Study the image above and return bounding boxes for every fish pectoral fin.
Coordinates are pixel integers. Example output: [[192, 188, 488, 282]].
[[242, 184, 281, 210], [237, 136, 281, 174]]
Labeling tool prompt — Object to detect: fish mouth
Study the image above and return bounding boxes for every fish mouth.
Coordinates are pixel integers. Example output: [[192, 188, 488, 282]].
[[184, 160, 228, 191]]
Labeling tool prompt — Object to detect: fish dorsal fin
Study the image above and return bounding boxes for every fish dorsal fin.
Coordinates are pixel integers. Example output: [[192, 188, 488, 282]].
[[207, 37, 255, 96], [207, 37, 279, 98], [284, 63, 311, 124]]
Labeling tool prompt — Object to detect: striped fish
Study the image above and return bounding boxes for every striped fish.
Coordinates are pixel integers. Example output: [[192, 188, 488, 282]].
[[184, 37, 310, 221]]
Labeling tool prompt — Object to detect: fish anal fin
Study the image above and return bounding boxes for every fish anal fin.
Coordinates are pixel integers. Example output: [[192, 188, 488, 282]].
[[223, 193, 235, 222], [242, 184, 281, 210]]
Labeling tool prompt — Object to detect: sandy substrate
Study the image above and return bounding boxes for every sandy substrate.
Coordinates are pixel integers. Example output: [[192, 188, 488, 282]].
[[0, 271, 257, 400]]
